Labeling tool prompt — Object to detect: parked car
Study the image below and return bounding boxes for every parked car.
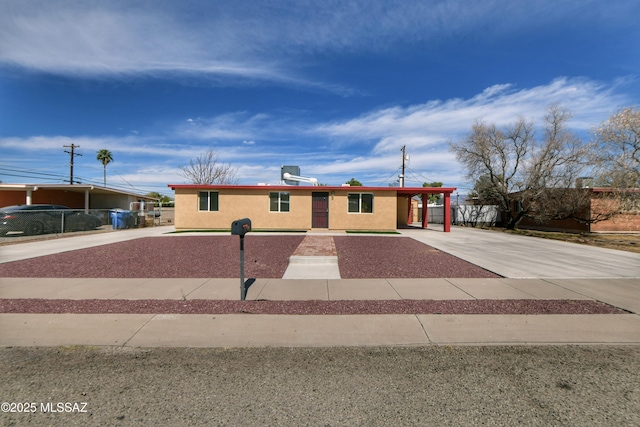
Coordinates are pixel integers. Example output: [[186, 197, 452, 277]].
[[0, 204, 102, 236]]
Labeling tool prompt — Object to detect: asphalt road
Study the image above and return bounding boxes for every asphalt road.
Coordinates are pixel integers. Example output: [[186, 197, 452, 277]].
[[1, 346, 639, 426]]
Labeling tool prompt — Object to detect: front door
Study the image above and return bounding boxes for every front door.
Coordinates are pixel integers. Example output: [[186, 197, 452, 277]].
[[312, 192, 329, 228]]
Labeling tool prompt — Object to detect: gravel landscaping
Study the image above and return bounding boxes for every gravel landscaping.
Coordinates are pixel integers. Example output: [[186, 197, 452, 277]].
[[0, 235, 499, 279], [0, 235, 304, 278], [0, 298, 625, 315], [1, 235, 618, 315], [334, 236, 499, 278]]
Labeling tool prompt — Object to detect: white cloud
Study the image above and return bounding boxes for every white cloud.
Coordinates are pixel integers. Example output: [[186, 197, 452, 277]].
[[301, 77, 632, 186], [316, 77, 629, 155], [0, 77, 633, 191], [1, 1, 636, 86]]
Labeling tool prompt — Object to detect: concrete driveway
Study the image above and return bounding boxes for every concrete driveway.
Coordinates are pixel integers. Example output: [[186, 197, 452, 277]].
[[401, 226, 640, 278]]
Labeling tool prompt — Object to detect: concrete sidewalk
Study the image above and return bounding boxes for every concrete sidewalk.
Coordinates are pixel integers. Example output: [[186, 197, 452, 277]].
[[1, 276, 639, 347], [3, 312, 638, 347]]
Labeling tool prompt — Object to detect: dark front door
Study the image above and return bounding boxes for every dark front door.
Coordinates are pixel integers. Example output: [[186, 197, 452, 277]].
[[312, 192, 329, 228]]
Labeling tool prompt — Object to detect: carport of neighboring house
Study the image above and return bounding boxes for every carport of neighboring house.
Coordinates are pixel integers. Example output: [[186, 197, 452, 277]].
[[0, 184, 157, 212], [168, 184, 456, 232]]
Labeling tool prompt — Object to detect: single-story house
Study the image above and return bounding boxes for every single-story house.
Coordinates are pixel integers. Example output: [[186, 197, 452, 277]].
[[0, 184, 157, 212], [168, 184, 456, 232]]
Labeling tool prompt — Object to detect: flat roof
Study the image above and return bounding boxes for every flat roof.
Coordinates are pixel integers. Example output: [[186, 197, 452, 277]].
[[0, 184, 157, 200], [168, 184, 456, 194]]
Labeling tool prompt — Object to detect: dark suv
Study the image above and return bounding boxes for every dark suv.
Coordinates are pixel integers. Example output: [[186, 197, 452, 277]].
[[0, 204, 102, 236]]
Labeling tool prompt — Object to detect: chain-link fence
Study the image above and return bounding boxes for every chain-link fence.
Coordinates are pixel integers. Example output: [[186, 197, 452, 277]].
[[0, 206, 175, 242]]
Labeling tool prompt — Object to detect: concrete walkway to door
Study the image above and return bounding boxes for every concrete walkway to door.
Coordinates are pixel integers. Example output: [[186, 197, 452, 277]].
[[282, 235, 341, 279]]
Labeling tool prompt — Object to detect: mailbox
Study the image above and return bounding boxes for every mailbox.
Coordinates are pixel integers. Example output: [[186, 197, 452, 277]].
[[231, 218, 252, 300], [231, 218, 252, 236]]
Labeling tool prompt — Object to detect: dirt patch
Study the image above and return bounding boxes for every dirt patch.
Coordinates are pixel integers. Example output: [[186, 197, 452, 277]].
[[503, 229, 640, 253], [334, 236, 500, 278], [0, 298, 624, 315]]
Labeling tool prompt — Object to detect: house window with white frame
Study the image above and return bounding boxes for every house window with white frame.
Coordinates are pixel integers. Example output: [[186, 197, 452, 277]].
[[198, 191, 219, 211], [348, 193, 373, 213], [269, 192, 290, 212]]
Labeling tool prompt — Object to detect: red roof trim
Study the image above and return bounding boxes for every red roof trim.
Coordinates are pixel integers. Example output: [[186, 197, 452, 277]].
[[169, 184, 456, 194]]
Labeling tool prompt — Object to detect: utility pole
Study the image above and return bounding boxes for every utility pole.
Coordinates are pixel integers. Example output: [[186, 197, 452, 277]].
[[400, 145, 406, 187], [64, 144, 82, 184]]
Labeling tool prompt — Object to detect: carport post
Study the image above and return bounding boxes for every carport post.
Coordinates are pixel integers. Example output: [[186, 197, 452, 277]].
[[421, 193, 428, 229], [443, 192, 451, 232], [84, 189, 90, 213]]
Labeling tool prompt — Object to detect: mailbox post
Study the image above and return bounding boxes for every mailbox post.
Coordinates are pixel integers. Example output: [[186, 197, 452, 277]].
[[231, 218, 252, 300]]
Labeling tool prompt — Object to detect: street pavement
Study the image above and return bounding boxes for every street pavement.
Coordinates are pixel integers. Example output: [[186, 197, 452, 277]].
[[1, 225, 639, 347]]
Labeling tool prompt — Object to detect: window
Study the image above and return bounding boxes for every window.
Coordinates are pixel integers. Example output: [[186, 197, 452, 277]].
[[198, 191, 219, 211], [269, 192, 290, 212], [348, 193, 373, 213]]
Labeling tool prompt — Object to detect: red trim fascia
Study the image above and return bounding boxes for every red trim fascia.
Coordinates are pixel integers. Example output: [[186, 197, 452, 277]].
[[169, 184, 456, 194], [396, 187, 457, 195]]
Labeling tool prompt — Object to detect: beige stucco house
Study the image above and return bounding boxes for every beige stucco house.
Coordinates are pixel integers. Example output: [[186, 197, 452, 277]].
[[168, 184, 456, 232]]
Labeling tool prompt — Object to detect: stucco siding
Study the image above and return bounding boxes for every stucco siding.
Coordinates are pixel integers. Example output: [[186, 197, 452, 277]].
[[174, 188, 398, 231], [175, 188, 312, 230], [329, 190, 397, 230]]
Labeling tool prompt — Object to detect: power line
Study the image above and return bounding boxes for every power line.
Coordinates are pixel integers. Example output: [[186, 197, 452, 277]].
[[376, 167, 402, 186], [0, 165, 164, 196], [405, 166, 436, 184], [0, 166, 68, 181], [0, 171, 67, 183]]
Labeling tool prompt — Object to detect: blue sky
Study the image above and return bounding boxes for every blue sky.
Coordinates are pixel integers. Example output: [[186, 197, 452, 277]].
[[1, 0, 639, 197]]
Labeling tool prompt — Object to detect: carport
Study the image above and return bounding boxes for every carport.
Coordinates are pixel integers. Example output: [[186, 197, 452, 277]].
[[0, 184, 156, 212], [397, 187, 456, 232]]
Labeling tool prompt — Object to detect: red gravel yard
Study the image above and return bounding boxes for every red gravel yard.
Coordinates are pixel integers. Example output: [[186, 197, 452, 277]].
[[0, 235, 498, 279], [0, 298, 624, 315], [334, 236, 499, 278], [0, 235, 304, 278]]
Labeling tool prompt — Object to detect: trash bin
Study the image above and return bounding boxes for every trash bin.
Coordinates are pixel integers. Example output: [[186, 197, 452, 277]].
[[110, 209, 131, 230]]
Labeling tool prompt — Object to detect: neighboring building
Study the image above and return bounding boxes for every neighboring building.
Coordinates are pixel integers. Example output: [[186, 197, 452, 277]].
[[0, 184, 157, 212], [515, 188, 640, 232], [168, 184, 456, 232]]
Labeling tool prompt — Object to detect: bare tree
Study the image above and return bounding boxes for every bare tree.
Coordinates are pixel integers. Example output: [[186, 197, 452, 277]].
[[450, 105, 593, 229], [180, 148, 239, 185], [591, 107, 640, 188]]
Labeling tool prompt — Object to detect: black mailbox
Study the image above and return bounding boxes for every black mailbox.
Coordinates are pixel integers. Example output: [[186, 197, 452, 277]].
[[231, 218, 252, 236]]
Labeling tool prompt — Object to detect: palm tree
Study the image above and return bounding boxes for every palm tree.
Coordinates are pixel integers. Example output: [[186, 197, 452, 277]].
[[96, 149, 113, 187]]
